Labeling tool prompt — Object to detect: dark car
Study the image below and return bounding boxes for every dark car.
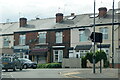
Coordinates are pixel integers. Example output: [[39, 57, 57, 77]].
[[19, 58, 37, 69], [2, 56, 23, 71]]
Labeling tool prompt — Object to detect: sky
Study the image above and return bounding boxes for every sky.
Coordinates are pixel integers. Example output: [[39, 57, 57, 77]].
[[0, 0, 120, 23]]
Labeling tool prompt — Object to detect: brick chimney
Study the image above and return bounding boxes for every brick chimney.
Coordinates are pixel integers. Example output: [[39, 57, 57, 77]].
[[98, 7, 107, 18], [56, 13, 63, 23], [71, 13, 75, 16], [19, 18, 27, 27]]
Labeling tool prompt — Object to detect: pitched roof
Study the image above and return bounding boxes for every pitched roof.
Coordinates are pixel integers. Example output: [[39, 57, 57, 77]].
[[0, 8, 120, 35]]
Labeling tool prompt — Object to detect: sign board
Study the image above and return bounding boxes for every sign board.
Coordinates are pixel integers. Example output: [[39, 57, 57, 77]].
[[14, 46, 29, 49], [13, 46, 29, 53]]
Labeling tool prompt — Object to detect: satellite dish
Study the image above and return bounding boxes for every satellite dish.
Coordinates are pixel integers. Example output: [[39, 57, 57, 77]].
[[84, 29, 91, 36]]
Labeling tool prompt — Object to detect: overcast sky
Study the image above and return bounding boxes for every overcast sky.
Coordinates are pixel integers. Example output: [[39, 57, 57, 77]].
[[0, 0, 120, 23]]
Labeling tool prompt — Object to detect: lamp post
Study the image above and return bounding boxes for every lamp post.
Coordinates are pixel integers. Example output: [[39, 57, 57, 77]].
[[93, 0, 96, 74], [112, 0, 115, 68]]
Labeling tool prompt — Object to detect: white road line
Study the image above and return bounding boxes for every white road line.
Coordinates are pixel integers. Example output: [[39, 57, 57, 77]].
[[10, 72, 14, 78]]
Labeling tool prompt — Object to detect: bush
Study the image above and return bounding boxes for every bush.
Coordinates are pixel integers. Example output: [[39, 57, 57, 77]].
[[82, 50, 108, 68], [104, 60, 110, 68], [86, 51, 107, 64], [81, 56, 87, 68], [37, 63, 62, 68]]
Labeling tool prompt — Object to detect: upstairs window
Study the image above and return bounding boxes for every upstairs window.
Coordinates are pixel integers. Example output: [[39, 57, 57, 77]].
[[19, 34, 26, 45], [56, 32, 63, 43], [79, 31, 88, 42], [99, 27, 108, 40], [39, 32, 46, 44], [3, 37, 10, 47]]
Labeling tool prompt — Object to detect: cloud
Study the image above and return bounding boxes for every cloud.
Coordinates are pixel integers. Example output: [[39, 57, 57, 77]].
[[0, 0, 120, 23]]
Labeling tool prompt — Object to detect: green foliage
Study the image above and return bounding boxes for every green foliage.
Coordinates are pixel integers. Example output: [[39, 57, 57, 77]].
[[86, 52, 93, 63], [86, 50, 107, 64], [81, 56, 87, 68], [37, 63, 62, 68], [104, 60, 110, 68], [81, 50, 109, 68]]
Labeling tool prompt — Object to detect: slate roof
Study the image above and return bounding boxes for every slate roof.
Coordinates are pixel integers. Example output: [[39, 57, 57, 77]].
[[0, 8, 120, 35]]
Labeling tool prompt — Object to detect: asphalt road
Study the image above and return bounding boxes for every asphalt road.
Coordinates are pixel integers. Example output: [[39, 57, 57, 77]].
[[1, 68, 119, 80], [2, 69, 69, 78]]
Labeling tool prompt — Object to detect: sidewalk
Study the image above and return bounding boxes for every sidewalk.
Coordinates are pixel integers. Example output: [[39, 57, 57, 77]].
[[62, 68, 119, 79]]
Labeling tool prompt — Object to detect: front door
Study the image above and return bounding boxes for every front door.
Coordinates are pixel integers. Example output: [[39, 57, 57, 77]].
[[53, 50, 63, 62]]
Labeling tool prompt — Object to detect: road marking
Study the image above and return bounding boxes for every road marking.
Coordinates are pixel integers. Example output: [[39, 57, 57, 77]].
[[10, 73, 14, 78]]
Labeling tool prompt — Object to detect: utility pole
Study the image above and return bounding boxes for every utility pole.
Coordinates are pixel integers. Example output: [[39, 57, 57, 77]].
[[93, 0, 96, 74], [112, 0, 115, 68]]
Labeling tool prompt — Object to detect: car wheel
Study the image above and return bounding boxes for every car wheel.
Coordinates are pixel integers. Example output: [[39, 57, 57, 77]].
[[23, 65, 27, 69], [13, 66, 17, 71], [5, 69, 8, 72], [20, 66, 22, 71], [33, 65, 37, 69]]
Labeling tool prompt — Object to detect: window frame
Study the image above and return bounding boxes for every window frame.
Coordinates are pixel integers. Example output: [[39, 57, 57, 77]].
[[55, 31, 63, 43], [53, 50, 63, 62], [79, 31, 88, 42], [99, 27, 108, 40], [19, 34, 26, 45], [3, 37, 10, 47], [38, 32, 47, 44]]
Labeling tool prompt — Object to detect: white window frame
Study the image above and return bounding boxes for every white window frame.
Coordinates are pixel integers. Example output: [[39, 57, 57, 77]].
[[79, 50, 90, 58], [19, 34, 26, 45], [53, 50, 63, 62], [38, 32, 47, 44], [79, 31, 88, 42], [99, 27, 108, 40], [56, 32, 63, 43], [3, 37, 10, 47]]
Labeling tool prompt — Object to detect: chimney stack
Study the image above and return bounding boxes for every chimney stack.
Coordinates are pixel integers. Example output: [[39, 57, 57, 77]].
[[19, 18, 27, 27], [71, 13, 75, 16], [98, 7, 107, 18], [56, 13, 63, 23]]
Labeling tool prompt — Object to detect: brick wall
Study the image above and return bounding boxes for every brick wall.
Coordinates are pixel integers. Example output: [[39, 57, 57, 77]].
[[14, 33, 20, 46], [26, 32, 38, 49]]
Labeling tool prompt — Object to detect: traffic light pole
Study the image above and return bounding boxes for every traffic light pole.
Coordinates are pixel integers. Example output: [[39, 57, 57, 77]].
[[112, 0, 114, 68], [100, 43, 102, 73], [93, 0, 96, 74]]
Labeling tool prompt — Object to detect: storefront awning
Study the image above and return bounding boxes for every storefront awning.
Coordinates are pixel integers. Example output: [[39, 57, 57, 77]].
[[97, 44, 110, 48], [52, 46, 65, 49], [31, 48, 48, 52], [13, 45, 29, 53], [75, 45, 92, 50], [30, 48, 48, 56]]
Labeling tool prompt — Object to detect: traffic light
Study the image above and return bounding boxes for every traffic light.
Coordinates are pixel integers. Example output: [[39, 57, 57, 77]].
[[90, 32, 102, 43]]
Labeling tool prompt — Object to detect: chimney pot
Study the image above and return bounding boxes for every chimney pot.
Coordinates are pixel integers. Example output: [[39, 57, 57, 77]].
[[98, 7, 107, 18], [56, 13, 63, 23], [19, 18, 27, 27], [71, 13, 75, 16]]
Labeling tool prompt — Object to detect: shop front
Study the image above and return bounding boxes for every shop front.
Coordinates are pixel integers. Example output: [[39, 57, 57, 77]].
[[13, 45, 29, 58]]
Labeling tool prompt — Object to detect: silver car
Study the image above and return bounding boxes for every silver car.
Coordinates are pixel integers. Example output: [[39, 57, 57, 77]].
[[2, 57, 23, 71]]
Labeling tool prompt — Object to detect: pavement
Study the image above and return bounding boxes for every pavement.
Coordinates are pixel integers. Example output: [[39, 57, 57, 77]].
[[62, 68, 120, 80]]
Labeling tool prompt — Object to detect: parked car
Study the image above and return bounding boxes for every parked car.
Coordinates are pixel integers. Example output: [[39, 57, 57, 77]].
[[2, 56, 23, 71], [19, 58, 37, 69]]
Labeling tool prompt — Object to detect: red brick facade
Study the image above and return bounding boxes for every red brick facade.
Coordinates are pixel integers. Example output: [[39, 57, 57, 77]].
[[14, 29, 70, 63]]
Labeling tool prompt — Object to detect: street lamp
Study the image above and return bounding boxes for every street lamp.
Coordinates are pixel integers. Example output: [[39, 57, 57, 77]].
[[112, 0, 115, 68], [93, 0, 96, 74]]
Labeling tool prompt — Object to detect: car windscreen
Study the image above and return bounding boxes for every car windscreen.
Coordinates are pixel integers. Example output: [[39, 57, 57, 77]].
[[2, 57, 11, 62]]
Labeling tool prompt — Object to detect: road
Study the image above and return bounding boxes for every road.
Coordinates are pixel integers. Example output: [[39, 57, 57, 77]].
[[1, 68, 76, 78], [1, 68, 119, 80]]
